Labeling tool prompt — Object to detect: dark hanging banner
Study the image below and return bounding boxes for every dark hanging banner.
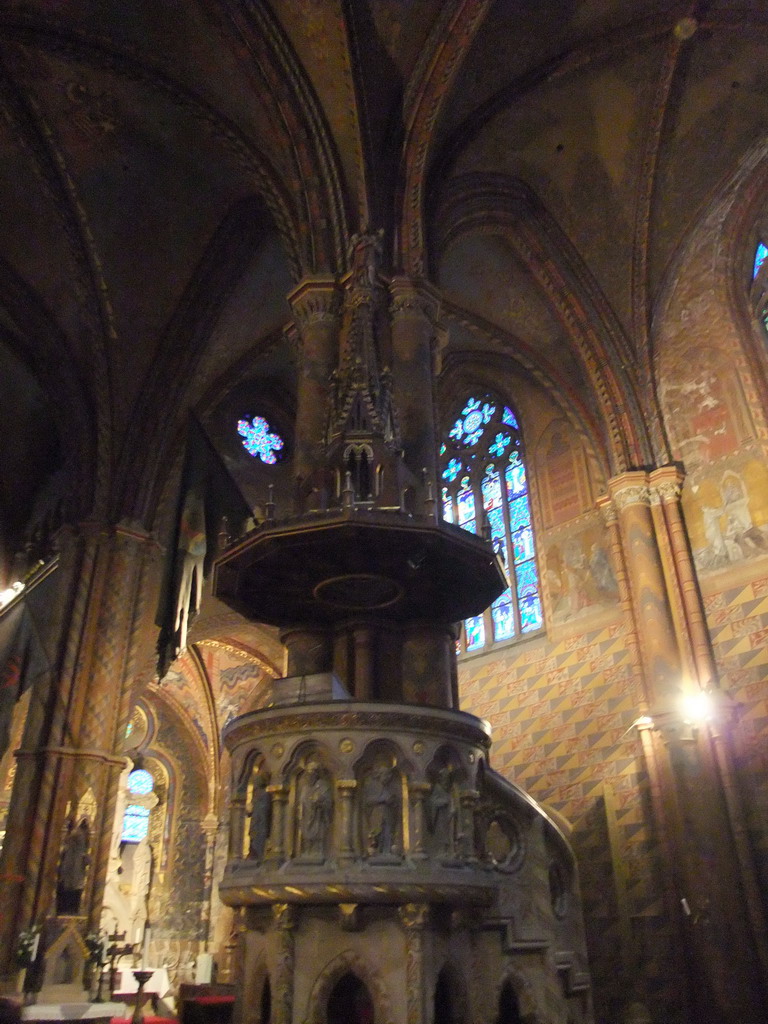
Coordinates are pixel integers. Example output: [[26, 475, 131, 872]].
[[155, 416, 252, 679]]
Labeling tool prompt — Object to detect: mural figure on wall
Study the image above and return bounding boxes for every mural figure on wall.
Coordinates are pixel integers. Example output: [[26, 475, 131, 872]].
[[298, 761, 333, 859], [691, 469, 768, 571], [248, 773, 272, 861], [57, 818, 90, 914], [544, 526, 618, 624], [362, 763, 399, 857]]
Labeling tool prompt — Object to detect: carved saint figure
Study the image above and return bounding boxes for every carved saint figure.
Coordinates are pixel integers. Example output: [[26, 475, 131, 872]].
[[57, 818, 91, 914], [363, 763, 399, 856], [298, 761, 333, 858], [248, 773, 272, 861], [428, 767, 458, 854]]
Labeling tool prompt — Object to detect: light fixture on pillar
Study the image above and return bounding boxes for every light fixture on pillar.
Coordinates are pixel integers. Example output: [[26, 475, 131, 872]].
[[679, 689, 715, 727]]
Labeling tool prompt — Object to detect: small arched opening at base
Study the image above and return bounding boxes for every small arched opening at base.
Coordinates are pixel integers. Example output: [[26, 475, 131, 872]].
[[327, 971, 374, 1024], [434, 965, 466, 1024], [260, 975, 271, 1024], [496, 979, 523, 1024]]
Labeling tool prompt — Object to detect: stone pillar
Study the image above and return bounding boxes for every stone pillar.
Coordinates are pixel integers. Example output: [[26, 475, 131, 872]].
[[650, 466, 714, 689], [399, 902, 429, 1024], [229, 795, 246, 859], [389, 279, 441, 493], [271, 903, 296, 1024], [604, 470, 768, 1023], [200, 813, 219, 945], [607, 472, 683, 706], [351, 624, 375, 700], [0, 522, 157, 976], [458, 789, 479, 862], [336, 780, 357, 861], [280, 627, 332, 677], [402, 625, 453, 708], [268, 785, 289, 863], [409, 783, 430, 860], [288, 278, 341, 505]]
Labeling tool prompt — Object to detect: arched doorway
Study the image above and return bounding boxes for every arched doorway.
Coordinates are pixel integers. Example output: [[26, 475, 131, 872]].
[[327, 971, 373, 1024], [497, 980, 522, 1024]]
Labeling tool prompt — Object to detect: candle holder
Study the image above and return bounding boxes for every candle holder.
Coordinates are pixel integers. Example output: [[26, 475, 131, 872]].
[[131, 969, 154, 1024]]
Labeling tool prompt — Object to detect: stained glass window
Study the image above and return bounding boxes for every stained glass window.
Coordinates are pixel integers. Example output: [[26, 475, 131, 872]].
[[237, 415, 284, 464], [441, 393, 542, 652], [121, 804, 150, 843], [127, 769, 154, 796], [753, 241, 768, 280]]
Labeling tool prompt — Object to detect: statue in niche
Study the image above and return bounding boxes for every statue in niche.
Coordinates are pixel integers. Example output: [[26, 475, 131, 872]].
[[298, 761, 333, 858], [248, 773, 272, 861], [428, 767, 458, 855], [363, 763, 399, 856], [57, 818, 90, 914]]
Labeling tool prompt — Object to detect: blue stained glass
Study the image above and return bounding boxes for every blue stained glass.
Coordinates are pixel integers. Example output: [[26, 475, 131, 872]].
[[440, 392, 543, 651], [492, 592, 516, 641], [127, 769, 154, 796], [487, 506, 505, 540], [442, 487, 454, 523], [754, 242, 768, 279], [121, 804, 150, 843], [515, 558, 539, 596], [457, 478, 476, 532], [489, 433, 512, 458], [482, 467, 502, 510], [465, 615, 485, 651], [513, 526, 535, 563], [508, 495, 531, 531], [520, 594, 543, 633], [237, 416, 284, 464], [493, 534, 509, 570], [443, 458, 462, 482], [506, 461, 526, 497]]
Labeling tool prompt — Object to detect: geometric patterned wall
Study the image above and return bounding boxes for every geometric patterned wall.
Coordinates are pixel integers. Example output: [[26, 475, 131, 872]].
[[458, 613, 680, 1020]]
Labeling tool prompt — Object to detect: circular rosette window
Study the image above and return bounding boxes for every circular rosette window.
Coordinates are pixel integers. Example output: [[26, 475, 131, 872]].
[[484, 815, 525, 872]]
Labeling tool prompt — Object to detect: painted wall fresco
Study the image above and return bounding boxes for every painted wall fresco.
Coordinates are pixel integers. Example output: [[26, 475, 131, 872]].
[[542, 515, 618, 626]]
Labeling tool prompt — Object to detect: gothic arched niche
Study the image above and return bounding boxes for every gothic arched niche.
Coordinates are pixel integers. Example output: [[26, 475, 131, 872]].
[[434, 964, 466, 1024], [327, 972, 374, 1024], [534, 418, 593, 530]]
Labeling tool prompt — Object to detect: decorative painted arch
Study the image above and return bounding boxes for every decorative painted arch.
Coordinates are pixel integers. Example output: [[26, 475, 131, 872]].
[[395, 0, 494, 275], [431, 174, 653, 472], [303, 949, 395, 1024]]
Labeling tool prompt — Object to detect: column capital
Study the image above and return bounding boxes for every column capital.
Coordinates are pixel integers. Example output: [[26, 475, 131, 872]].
[[596, 494, 618, 526], [649, 464, 685, 504], [607, 471, 652, 510], [287, 276, 341, 326], [272, 902, 297, 931], [389, 277, 441, 321], [399, 901, 429, 930]]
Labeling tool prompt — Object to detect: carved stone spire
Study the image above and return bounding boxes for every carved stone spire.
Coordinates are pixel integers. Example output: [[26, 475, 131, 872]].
[[324, 230, 402, 503]]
